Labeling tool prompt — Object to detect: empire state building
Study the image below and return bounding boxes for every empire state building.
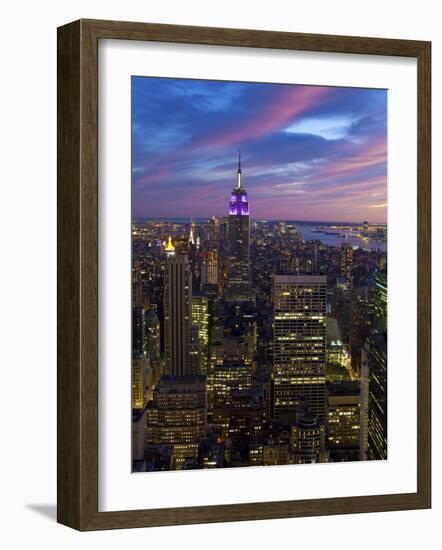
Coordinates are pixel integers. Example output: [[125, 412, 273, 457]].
[[226, 152, 253, 302]]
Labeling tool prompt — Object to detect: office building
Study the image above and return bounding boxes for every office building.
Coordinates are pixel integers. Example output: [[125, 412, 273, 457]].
[[341, 242, 353, 283], [146, 375, 207, 469], [327, 381, 361, 461], [273, 275, 327, 423], [226, 152, 252, 301], [163, 244, 193, 376], [367, 331, 387, 460]]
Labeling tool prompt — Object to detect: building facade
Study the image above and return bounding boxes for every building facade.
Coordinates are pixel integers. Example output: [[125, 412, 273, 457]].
[[273, 275, 327, 423], [146, 375, 207, 469], [226, 153, 252, 301], [163, 245, 193, 376]]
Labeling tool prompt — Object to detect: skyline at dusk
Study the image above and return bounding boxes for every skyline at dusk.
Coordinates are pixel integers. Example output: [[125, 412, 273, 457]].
[[132, 77, 387, 223]]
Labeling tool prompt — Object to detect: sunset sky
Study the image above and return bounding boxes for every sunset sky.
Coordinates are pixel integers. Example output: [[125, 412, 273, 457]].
[[132, 77, 387, 223]]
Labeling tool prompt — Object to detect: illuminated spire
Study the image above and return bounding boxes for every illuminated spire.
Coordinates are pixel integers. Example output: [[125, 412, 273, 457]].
[[229, 151, 249, 216], [236, 149, 242, 189], [189, 220, 195, 246], [165, 235, 175, 255]]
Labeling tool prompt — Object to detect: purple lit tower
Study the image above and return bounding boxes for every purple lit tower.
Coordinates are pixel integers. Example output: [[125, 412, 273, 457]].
[[226, 151, 252, 301]]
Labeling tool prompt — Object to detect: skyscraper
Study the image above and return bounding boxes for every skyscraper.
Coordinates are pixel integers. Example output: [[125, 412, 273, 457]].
[[374, 270, 387, 330], [273, 275, 327, 422], [326, 381, 361, 461], [366, 269, 387, 460], [132, 356, 150, 410], [349, 287, 370, 374], [144, 309, 161, 368], [291, 408, 325, 464], [146, 375, 207, 469], [341, 242, 353, 283], [226, 152, 251, 301], [367, 331, 387, 460], [191, 293, 209, 374], [132, 306, 145, 357], [163, 241, 193, 376], [207, 248, 218, 286]]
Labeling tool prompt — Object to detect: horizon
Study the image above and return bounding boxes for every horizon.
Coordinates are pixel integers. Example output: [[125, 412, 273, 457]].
[[133, 216, 387, 226], [132, 77, 387, 223]]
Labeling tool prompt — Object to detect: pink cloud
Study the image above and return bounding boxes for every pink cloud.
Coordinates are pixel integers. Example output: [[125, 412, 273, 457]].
[[193, 86, 332, 149], [137, 166, 171, 189]]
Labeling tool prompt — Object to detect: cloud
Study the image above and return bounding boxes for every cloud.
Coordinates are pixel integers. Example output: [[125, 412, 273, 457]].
[[131, 77, 387, 222]]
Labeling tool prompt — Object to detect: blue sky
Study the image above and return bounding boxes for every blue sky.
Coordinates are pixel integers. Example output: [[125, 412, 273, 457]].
[[132, 77, 387, 222]]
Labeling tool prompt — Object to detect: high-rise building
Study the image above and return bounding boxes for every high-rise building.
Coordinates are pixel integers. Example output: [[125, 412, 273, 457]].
[[191, 293, 209, 374], [326, 317, 344, 368], [374, 270, 387, 330], [207, 248, 218, 286], [349, 287, 370, 374], [367, 331, 387, 460], [326, 381, 361, 461], [132, 306, 145, 357], [146, 375, 207, 469], [341, 242, 353, 283], [207, 361, 252, 435], [163, 243, 193, 376], [291, 408, 325, 464], [226, 152, 252, 301], [132, 356, 150, 410], [331, 276, 352, 344], [273, 275, 327, 423], [144, 309, 161, 368], [359, 342, 370, 460], [132, 266, 143, 308]]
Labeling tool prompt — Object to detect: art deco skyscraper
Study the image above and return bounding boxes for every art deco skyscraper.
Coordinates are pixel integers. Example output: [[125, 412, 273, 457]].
[[163, 239, 193, 376], [226, 152, 251, 301], [273, 275, 327, 423]]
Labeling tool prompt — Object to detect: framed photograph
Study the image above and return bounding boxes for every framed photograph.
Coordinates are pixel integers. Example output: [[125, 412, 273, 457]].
[[57, 19, 431, 530]]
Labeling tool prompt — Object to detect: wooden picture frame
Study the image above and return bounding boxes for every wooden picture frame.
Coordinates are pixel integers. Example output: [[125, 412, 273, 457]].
[[57, 18, 431, 530]]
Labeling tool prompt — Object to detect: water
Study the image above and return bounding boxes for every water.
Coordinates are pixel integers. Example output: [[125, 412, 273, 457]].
[[296, 223, 387, 252]]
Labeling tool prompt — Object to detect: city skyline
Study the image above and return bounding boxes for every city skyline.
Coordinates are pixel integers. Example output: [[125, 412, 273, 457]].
[[132, 77, 387, 223], [132, 79, 388, 473]]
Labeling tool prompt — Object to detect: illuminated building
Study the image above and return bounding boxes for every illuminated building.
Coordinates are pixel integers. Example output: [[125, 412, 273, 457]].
[[146, 375, 207, 469], [374, 270, 387, 330], [326, 317, 344, 367], [349, 288, 370, 374], [144, 309, 161, 368], [207, 248, 218, 286], [326, 382, 361, 461], [340, 242, 353, 283], [367, 331, 387, 460], [207, 361, 252, 435], [331, 276, 352, 344], [229, 388, 265, 450], [226, 152, 252, 301], [132, 356, 150, 410], [273, 275, 327, 423], [132, 266, 143, 308], [191, 293, 209, 373], [291, 407, 325, 464], [209, 215, 220, 241], [132, 306, 145, 357], [163, 246, 192, 376], [359, 343, 370, 460]]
